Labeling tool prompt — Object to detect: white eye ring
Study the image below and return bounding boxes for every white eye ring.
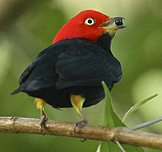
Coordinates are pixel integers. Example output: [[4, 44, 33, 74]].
[[85, 18, 95, 25]]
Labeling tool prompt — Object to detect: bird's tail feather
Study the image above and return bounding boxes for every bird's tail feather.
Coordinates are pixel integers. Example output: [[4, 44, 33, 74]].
[[11, 87, 21, 95]]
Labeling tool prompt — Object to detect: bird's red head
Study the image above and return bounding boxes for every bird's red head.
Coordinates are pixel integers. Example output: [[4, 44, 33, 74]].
[[52, 10, 125, 44]]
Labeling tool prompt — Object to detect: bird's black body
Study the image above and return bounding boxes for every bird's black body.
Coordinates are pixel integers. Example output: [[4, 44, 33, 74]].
[[12, 33, 122, 108]]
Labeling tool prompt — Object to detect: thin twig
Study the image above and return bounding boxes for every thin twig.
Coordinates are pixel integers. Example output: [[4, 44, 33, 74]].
[[0, 117, 162, 150], [130, 116, 162, 131], [115, 140, 126, 152]]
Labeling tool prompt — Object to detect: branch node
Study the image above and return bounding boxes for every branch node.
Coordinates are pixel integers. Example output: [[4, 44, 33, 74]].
[[10, 116, 19, 134]]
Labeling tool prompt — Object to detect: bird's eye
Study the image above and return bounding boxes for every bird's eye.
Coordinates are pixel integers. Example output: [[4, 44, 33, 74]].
[[85, 18, 95, 25], [115, 19, 124, 26]]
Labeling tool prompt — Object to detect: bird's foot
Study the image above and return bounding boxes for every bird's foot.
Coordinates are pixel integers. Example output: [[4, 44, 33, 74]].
[[74, 119, 88, 142], [40, 109, 48, 133], [40, 116, 48, 128], [75, 120, 88, 128]]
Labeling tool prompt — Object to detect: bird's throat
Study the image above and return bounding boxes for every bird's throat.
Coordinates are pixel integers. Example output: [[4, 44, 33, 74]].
[[95, 33, 113, 51]]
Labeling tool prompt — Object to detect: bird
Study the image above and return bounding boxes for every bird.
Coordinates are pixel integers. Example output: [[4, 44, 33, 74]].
[[11, 10, 126, 127]]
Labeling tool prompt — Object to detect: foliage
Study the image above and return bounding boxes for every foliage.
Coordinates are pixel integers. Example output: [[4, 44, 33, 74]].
[[98, 82, 144, 152]]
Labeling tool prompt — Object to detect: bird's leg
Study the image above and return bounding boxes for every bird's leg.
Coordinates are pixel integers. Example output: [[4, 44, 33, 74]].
[[35, 98, 48, 129], [40, 107, 48, 127], [70, 94, 88, 125], [79, 109, 88, 125], [70, 94, 88, 142]]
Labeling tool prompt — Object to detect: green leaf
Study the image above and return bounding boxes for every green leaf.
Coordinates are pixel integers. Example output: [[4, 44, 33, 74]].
[[122, 94, 158, 123], [97, 81, 144, 152], [102, 81, 125, 127]]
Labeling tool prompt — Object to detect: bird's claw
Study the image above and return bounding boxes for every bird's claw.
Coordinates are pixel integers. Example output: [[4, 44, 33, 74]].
[[81, 138, 88, 142], [40, 115, 48, 133], [40, 117, 48, 128], [74, 120, 88, 142], [75, 120, 88, 128]]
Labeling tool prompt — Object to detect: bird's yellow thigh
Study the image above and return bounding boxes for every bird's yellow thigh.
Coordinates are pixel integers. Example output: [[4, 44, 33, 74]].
[[70, 94, 85, 115], [35, 98, 46, 110]]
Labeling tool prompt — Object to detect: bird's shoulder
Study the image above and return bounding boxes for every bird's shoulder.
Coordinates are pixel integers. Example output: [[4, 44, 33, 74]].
[[55, 39, 122, 89]]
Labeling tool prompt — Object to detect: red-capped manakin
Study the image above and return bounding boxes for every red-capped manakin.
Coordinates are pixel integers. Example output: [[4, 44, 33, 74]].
[[11, 10, 126, 126]]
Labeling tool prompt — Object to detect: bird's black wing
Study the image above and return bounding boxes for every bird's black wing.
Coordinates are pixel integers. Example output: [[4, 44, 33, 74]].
[[18, 48, 51, 85], [55, 39, 122, 89], [11, 44, 59, 94]]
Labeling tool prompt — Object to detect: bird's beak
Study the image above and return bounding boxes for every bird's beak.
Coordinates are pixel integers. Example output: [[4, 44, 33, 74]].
[[100, 17, 126, 36]]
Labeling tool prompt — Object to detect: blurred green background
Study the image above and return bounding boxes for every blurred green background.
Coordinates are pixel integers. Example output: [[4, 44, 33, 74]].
[[0, 0, 162, 152]]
